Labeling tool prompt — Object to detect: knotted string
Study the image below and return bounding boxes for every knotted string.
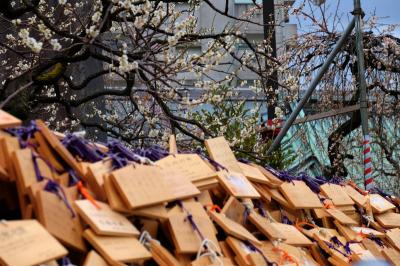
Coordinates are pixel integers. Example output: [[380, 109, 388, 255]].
[[192, 148, 227, 171], [4, 121, 38, 148], [368, 234, 386, 248], [45, 179, 76, 217], [176, 201, 205, 241], [272, 246, 299, 266], [244, 241, 277, 266], [62, 134, 105, 163]]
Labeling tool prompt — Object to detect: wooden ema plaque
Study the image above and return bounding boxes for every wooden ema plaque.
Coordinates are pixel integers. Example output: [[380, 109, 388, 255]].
[[386, 228, 400, 251], [83, 250, 109, 266], [369, 194, 396, 213], [34, 131, 65, 173], [221, 196, 247, 225], [252, 165, 283, 188], [382, 248, 400, 266], [0, 110, 21, 128], [325, 208, 357, 225], [225, 237, 258, 265], [209, 211, 261, 245], [0, 220, 67, 266], [148, 239, 181, 266], [320, 183, 354, 206], [279, 180, 322, 209], [191, 256, 235, 266], [343, 185, 367, 207], [156, 154, 217, 182], [168, 213, 219, 254], [376, 212, 400, 228], [238, 162, 270, 184], [86, 159, 113, 201], [253, 183, 272, 204], [83, 229, 152, 264], [204, 136, 242, 173], [216, 171, 260, 198], [111, 164, 200, 209], [103, 174, 133, 214], [248, 212, 286, 241], [36, 188, 86, 252], [269, 223, 313, 246], [36, 120, 85, 177], [75, 199, 140, 237]]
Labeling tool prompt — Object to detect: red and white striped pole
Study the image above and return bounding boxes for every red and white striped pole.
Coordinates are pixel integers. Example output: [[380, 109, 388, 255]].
[[363, 135, 374, 190]]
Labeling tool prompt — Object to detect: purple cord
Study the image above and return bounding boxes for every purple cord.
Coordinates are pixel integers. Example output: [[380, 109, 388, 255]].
[[45, 179, 76, 217], [244, 241, 277, 266]]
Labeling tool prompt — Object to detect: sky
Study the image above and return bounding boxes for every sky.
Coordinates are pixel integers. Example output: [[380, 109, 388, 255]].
[[291, 0, 400, 36]]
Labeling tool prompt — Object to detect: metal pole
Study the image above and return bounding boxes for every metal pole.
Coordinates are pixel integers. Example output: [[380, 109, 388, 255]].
[[267, 17, 356, 154], [353, 0, 373, 189]]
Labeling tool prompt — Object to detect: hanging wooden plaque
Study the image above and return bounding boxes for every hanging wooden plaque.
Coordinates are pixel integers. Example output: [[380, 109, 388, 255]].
[[369, 194, 396, 213], [103, 174, 133, 214], [386, 228, 400, 251], [111, 164, 200, 209], [279, 180, 322, 209], [376, 212, 400, 228], [36, 188, 86, 252], [0, 110, 21, 128], [225, 237, 258, 266], [204, 136, 242, 173], [156, 154, 217, 182], [75, 199, 140, 237], [325, 208, 357, 225], [36, 120, 85, 177], [191, 256, 235, 266], [238, 162, 270, 184], [320, 184, 354, 206], [83, 250, 109, 266], [85, 159, 113, 201], [269, 223, 313, 246], [168, 213, 219, 254], [209, 211, 261, 245], [83, 229, 152, 264], [216, 171, 260, 198], [343, 185, 367, 207], [34, 131, 65, 172], [221, 196, 247, 225], [248, 212, 286, 241], [148, 239, 181, 266], [382, 248, 400, 266], [0, 220, 67, 266]]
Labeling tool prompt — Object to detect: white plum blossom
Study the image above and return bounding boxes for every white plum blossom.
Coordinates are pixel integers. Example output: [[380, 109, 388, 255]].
[[50, 39, 62, 51]]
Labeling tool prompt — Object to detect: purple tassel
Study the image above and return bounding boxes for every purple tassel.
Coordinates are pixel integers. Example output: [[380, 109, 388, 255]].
[[330, 236, 344, 247], [4, 121, 38, 148], [368, 234, 386, 248], [62, 134, 105, 163], [324, 241, 349, 258], [344, 242, 352, 255], [299, 173, 322, 194]]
